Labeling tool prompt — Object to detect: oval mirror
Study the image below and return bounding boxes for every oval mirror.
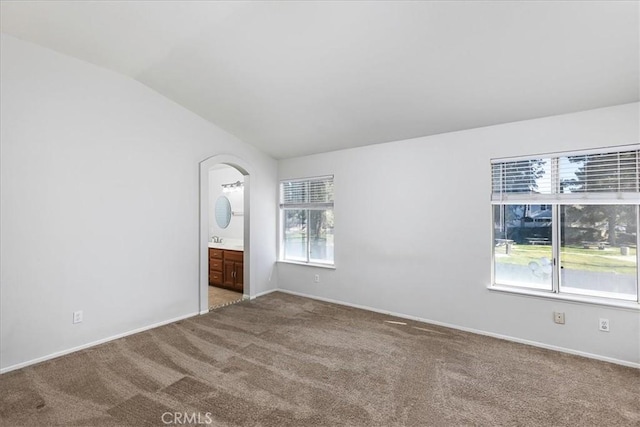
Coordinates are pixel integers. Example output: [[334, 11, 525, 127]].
[[215, 196, 232, 229]]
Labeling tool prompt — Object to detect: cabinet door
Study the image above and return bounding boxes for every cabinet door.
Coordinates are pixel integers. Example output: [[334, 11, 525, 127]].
[[223, 261, 235, 288], [234, 262, 244, 292]]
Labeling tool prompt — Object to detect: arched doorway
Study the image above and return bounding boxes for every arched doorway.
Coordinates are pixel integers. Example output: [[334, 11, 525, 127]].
[[199, 155, 251, 314]]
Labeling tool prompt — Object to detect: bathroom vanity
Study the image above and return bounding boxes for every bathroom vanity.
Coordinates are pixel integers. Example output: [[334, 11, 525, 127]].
[[209, 245, 243, 292]]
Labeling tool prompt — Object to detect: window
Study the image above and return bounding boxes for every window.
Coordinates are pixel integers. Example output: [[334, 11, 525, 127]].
[[491, 146, 639, 303], [280, 176, 334, 265]]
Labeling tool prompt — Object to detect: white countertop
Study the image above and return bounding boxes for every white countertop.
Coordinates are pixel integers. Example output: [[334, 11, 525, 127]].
[[208, 242, 243, 251]]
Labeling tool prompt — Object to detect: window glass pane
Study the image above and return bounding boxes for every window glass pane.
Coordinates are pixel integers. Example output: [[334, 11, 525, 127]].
[[280, 176, 335, 265], [309, 209, 334, 264], [283, 209, 307, 262], [493, 204, 553, 290], [560, 205, 638, 300]]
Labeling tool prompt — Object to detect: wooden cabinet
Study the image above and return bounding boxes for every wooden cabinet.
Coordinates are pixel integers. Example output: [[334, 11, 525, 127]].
[[209, 248, 243, 293], [223, 250, 243, 292], [209, 249, 223, 286]]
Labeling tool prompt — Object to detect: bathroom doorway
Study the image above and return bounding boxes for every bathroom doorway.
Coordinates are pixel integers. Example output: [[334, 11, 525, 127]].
[[199, 156, 250, 314], [207, 164, 244, 309]]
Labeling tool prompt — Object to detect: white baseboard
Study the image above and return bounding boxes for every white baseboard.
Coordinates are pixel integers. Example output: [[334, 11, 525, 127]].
[[0, 311, 200, 374], [4, 289, 637, 374], [276, 289, 640, 369], [251, 288, 278, 299]]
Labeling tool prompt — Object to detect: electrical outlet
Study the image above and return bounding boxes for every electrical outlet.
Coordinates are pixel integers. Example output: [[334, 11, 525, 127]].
[[553, 312, 565, 324], [314, 274, 320, 283], [73, 311, 83, 324], [599, 318, 610, 332]]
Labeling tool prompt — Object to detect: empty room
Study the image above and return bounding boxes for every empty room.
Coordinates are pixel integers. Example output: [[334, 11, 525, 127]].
[[1, 1, 639, 426]]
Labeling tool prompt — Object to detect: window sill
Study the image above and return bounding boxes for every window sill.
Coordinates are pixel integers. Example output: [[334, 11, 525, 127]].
[[277, 260, 336, 270], [488, 285, 640, 311]]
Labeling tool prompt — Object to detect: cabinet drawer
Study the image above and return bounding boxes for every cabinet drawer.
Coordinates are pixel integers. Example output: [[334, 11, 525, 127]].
[[210, 259, 223, 271], [209, 272, 223, 285], [209, 248, 223, 259], [224, 250, 243, 262]]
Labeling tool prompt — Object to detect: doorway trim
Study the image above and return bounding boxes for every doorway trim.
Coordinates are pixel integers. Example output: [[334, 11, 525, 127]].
[[199, 154, 251, 314]]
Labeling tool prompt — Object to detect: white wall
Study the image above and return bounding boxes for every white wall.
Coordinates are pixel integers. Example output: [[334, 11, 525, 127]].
[[208, 166, 244, 244], [0, 34, 278, 372], [277, 103, 640, 366], [1, 33, 637, 372]]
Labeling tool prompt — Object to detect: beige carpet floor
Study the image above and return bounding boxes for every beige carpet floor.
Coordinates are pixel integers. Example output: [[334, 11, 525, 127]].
[[0, 292, 638, 426]]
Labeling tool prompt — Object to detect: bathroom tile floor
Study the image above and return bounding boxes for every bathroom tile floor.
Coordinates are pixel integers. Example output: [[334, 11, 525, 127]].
[[208, 286, 243, 310]]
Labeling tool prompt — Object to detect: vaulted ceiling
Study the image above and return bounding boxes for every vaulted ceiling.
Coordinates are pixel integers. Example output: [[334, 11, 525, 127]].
[[1, 1, 638, 159]]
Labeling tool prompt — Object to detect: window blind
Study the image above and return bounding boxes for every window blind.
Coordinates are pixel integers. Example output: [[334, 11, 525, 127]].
[[491, 147, 639, 203], [558, 150, 639, 193], [280, 176, 334, 209], [491, 158, 553, 198]]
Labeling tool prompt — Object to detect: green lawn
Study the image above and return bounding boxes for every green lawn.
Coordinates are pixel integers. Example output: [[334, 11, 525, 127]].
[[495, 244, 637, 275]]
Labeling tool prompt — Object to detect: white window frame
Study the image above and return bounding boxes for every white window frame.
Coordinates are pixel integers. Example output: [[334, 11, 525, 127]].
[[279, 175, 335, 267], [490, 145, 640, 309]]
